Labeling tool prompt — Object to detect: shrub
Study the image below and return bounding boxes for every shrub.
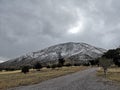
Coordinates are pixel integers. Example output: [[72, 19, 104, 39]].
[[46, 65, 51, 68], [58, 58, 65, 66], [99, 58, 113, 77], [34, 62, 42, 71], [57, 51, 65, 66], [4, 68, 16, 71], [83, 63, 90, 66], [57, 64, 62, 68], [89, 59, 99, 66], [21, 66, 29, 74], [51, 64, 57, 69], [74, 63, 81, 66], [64, 63, 72, 67], [102, 48, 120, 67], [0, 68, 3, 71]]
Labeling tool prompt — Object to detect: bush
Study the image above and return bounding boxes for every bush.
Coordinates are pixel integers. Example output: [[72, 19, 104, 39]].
[[102, 48, 120, 67], [46, 65, 51, 68], [21, 66, 29, 74], [74, 63, 81, 66], [0, 68, 3, 71], [114, 59, 120, 67], [58, 58, 65, 66], [57, 64, 62, 68], [51, 64, 57, 69], [99, 58, 113, 77], [89, 59, 99, 66], [83, 63, 90, 66], [34, 62, 42, 71], [64, 63, 72, 67], [4, 68, 16, 71]]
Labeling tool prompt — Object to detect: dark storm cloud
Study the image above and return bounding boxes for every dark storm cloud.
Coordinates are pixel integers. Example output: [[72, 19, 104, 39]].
[[0, 0, 120, 61]]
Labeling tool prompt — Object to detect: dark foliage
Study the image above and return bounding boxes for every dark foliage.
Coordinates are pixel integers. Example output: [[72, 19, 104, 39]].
[[4, 68, 16, 71], [83, 63, 90, 66], [56, 51, 65, 66], [89, 59, 99, 66], [51, 64, 57, 69], [103, 48, 120, 67], [21, 66, 29, 74], [74, 63, 81, 66], [0, 68, 3, 71], [58, 58, 65, 66], [64, 63, 72, 67], [46, 65, 51, 68], [34, 62, 42, 71], [57, 64, 62, 68]]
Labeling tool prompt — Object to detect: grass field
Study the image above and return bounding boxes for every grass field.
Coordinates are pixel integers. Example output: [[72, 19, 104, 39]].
[[0, 66, 87, 90], [97, 67, 120, 83]]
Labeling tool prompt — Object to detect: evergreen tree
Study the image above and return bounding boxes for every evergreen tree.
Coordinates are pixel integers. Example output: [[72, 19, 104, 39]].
[[102, 48, 120, 67], [34, 62, 42, 71], [21, 66, 29, 74]]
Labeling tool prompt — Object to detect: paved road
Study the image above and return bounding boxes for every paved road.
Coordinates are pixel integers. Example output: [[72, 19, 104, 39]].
[[9, 68, 120, 90]]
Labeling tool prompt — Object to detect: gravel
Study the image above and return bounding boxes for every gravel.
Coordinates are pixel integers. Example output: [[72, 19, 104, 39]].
[[9, 68, 120, 90]]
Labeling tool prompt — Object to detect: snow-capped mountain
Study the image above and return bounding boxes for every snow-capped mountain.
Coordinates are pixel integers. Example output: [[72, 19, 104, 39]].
[[0, 42, 106, 69]]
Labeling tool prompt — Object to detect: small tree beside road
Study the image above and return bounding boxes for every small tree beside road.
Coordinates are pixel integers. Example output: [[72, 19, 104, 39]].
[[99, 58, 113, 77]]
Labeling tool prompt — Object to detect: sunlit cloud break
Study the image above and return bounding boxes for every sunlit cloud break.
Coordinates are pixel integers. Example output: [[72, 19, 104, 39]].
[[68, 20, 84, 34]]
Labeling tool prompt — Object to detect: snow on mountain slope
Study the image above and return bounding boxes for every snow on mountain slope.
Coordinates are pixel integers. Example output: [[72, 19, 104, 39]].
[[0, 42, 106, 69]]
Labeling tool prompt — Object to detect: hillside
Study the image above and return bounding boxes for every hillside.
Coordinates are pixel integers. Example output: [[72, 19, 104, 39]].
[[0, 42, 106, 69]]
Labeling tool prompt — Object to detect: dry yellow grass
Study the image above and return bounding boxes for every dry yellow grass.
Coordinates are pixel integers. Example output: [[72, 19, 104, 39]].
[[97, 67, 120, 83], [0, 70, 21, 75], [0, 66, 87, 90]]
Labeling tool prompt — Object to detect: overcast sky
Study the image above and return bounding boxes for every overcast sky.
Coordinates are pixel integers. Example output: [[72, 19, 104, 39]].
[[0, 0, 120, 62]]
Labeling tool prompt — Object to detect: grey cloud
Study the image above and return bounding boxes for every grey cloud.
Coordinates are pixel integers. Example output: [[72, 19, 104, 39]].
[[0, 0, 120, 60]]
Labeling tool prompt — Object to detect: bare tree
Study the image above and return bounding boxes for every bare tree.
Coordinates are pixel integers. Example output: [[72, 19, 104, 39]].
[[99, 58, 113, 77]]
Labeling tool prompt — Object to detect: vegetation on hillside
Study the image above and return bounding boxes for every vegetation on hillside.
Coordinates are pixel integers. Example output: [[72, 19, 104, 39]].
[[102, 48, 120, 67]]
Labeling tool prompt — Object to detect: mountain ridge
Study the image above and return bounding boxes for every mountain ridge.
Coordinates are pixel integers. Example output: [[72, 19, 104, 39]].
[[0, 42, 106, 69]]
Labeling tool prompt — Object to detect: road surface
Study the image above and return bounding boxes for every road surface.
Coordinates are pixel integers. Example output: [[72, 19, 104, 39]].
[[9, 68, 120, 90]]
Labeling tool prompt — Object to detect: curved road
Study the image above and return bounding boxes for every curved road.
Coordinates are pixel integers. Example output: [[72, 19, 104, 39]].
[[9, 68, 120, 90]]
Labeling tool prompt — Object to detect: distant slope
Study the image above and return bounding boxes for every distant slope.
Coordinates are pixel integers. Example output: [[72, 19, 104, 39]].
[[0, 42, 106, 69]]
